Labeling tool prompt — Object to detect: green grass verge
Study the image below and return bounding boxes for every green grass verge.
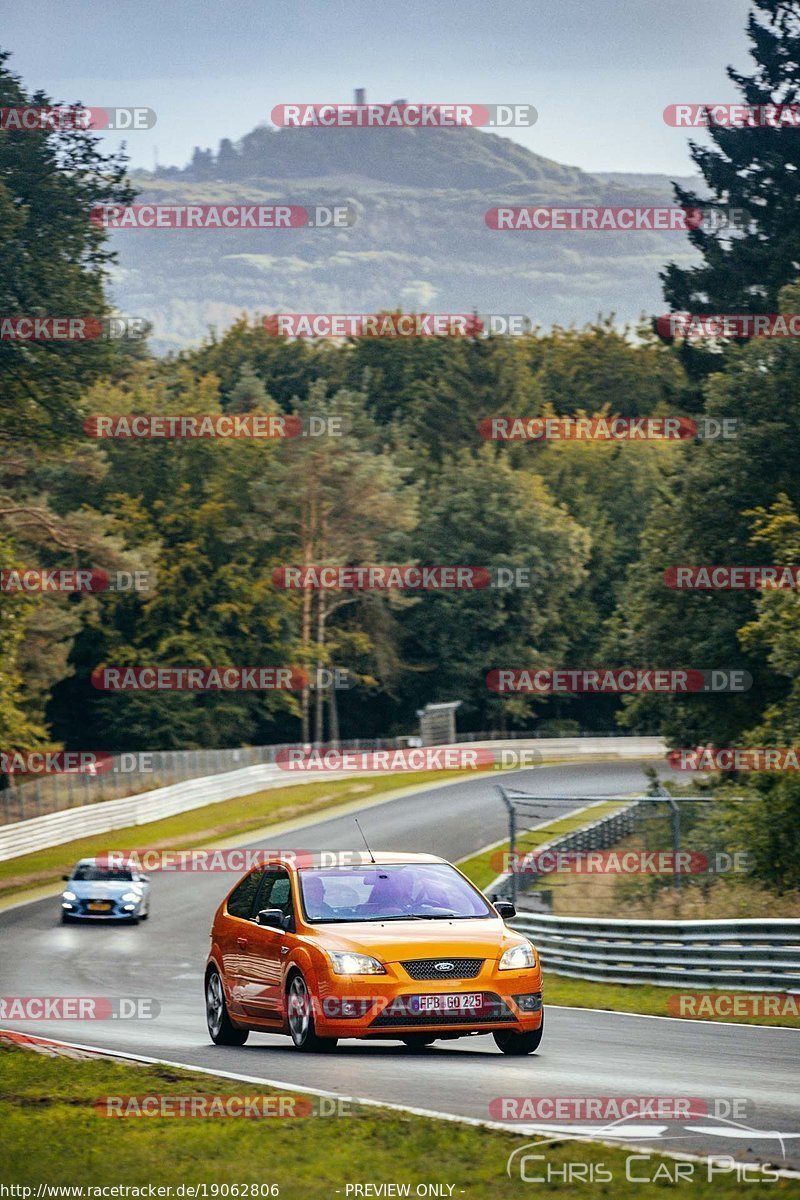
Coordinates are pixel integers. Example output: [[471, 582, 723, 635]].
[[0, 770, 471, 901], [1, 1042, 789, 1196], [542, 972, 800, 1028]]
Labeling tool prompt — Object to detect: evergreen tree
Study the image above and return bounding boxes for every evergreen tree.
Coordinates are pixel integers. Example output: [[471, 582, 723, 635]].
[[662, 1, 800, 317]]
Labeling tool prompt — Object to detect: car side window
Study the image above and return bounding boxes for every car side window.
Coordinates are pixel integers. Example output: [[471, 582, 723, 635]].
[[226, 870, 264, 920], [258, 870, 293, 918]]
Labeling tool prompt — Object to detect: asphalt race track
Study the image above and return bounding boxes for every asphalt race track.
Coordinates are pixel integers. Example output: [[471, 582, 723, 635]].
[[1, 760, 798, 1170]]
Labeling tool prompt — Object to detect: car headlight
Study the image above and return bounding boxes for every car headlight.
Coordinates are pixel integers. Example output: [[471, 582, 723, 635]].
[[499, 942, 537, 970], [120, 891, 140, 903], [62, 891, 77, 902], [328, 951, 386, 975]]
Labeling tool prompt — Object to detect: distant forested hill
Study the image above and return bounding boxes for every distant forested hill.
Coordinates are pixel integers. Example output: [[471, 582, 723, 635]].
[[108, 125, 701, 352]]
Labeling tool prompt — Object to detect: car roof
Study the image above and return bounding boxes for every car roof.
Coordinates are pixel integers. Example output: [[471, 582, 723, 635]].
[[289, 851, 448, 870]]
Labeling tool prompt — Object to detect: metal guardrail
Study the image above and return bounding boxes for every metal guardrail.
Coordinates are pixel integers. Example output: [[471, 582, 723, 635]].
[[511, 913, 800, 991], [0, 729, 658, 824], [0, 738, 413, 824], [1, 732, 665, 824], [0, 737, 664, 864], [0, 763, 297, 863]]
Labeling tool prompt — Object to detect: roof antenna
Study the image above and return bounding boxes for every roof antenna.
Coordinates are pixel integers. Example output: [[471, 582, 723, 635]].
[[354, 817, 376, 863]]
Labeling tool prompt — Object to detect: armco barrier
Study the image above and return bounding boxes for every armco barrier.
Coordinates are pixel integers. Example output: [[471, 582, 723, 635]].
[[511, 912, 800, 991], [0, 736, 664, 863], [0, 764, 293, 863], [1, 732, 662, 823]]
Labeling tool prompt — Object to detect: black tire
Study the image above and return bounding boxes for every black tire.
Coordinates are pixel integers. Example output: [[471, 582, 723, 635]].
[[493, 1011, 544, 1056], [206, 968, 249, 1045], [286, 972, 338, 1052], [140, 909, 149, 920], [61, 912, 73, 924], [401, 1035, 436, 1051]]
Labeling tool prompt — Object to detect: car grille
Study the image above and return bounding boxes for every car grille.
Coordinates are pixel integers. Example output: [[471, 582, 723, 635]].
[[370, 994, 515, 1028], [400, 957, 484, 980]]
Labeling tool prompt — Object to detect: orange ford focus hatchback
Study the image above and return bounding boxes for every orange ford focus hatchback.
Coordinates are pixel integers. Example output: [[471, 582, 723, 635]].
[[205, 852, 543, 1054]]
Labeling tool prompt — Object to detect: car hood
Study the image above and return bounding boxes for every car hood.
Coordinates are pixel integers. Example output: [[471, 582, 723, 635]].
[[309, 916, 526, 961], [66, 881, 142, 898]]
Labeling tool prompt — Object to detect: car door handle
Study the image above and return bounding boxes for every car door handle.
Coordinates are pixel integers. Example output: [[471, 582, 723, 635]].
[[237, 937, 248, 949], [281, 946, 289, 955]]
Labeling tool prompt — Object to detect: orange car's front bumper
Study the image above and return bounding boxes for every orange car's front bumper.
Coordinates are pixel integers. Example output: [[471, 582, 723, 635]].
[[309, 961, 543, 1039]]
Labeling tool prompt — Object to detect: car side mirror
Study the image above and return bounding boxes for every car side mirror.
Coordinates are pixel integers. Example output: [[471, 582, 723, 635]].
[[256, 908, 287, 929], [138, 874, 150, 883], [494, 901, 516, 919], [62, 875, 70, 882]]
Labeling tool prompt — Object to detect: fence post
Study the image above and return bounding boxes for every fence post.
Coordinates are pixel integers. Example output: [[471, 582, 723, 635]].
[[496, 786, 517, 906]]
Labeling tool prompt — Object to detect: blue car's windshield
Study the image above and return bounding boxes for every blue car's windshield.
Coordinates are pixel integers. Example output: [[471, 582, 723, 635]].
[[298, 863, 491, 923], [72, 865, 133, 882]]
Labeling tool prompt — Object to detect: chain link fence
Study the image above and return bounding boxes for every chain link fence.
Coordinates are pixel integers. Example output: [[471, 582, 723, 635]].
[[493, 786, 753, 918], [0, 729, 632, 824]]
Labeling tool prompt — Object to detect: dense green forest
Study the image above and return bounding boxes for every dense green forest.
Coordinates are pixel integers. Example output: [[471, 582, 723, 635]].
[[3, 1, 800, 887]]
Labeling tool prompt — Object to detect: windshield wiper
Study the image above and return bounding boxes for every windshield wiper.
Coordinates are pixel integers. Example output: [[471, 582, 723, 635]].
[[311, 912, 488, 924]]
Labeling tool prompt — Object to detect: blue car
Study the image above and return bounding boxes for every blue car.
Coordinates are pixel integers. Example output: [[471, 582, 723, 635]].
[[61, 858, 151, 923]]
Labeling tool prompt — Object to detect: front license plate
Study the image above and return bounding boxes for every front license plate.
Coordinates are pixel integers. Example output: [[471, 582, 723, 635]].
[[411, 993, 483, 1014], [88, 902, 112, 912]]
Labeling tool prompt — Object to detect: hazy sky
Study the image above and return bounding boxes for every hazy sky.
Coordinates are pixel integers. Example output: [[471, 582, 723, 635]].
[[3, 0, 754, 175]]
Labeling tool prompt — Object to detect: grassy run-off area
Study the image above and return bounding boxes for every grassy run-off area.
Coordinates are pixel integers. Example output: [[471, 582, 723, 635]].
[[1, 1042, 791, 1197]]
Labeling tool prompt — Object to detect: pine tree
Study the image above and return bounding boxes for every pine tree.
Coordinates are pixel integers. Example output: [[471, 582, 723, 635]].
[[227, 362, 269, 413], [662, 1, 800, 317]]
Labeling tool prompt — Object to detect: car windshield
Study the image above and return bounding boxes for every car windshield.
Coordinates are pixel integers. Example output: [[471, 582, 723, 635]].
[[298, 863, 491, 922], [71, 865, 133, 882]]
